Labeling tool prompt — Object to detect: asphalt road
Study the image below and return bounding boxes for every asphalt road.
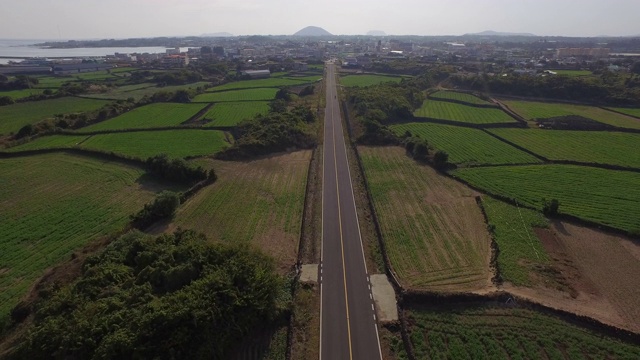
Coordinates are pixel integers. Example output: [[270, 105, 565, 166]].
[[320, 62, 383, 360]]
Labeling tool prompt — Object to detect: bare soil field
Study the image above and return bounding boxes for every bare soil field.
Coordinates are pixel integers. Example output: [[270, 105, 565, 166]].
[[505, 221, 640, 333], [164, 151, 311, 273], [359, 146, 493, 292]]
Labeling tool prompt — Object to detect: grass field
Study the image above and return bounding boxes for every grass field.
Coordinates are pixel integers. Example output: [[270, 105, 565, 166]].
[[414, 100, 517, 124], [84, 82, 210, 101], [0, 97, 109, 136], [452, 165, 640, 233], [609, 107, 640, 118], [0, 153, 171, 321], [203, 101, 269, 127], [6, 135, 89, 151], [0, 88, 47, 100], [32, 76, 79, 89], [481, 197, 549, 286], [283, 75, 323, 82], [193, 88, 278, 102], [82, 103, 208, 131], [170, 151, 311, 272], [340, 74, 402, 87], [430, 91, 491, 105], [78, 130, 229, 159], [392, 123, 541, 166], [208, 78, 310, 91], [490, 128, 640, 169], [359, 146, 492, 291], [503, 100, 640, 130], [554, 70, 593, 77], [404, 306, 640, 360]]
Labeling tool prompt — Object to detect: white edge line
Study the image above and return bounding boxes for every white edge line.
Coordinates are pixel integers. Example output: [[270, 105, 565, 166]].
[[336, 64, 384, 360]]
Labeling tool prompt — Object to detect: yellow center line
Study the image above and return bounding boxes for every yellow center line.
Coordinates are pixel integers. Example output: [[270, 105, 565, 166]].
[[331, 70, 353, 360]]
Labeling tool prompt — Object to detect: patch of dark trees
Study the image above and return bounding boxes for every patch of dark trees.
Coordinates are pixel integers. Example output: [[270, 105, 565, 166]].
[[215, 100, 317, 160], [5, 230, 285, 360], [146, 154, 215, 185], [536, 115, 618, 131], [450, 72, 640, 106]]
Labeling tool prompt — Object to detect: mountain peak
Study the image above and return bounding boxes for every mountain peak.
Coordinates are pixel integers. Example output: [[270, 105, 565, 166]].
[[293, 26, 332, 37]]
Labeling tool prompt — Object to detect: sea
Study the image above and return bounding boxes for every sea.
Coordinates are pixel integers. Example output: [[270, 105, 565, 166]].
[[0, 39, 182, 65]]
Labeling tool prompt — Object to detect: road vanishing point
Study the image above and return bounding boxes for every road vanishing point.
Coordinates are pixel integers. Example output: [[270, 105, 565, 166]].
[[320, 62, 383, 360]]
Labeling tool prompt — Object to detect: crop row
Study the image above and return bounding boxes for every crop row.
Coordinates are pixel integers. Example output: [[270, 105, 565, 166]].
[[193, 88, 278, 102], [0, 153, 165, 318], [406, 306, 640, 359], [503, 100, 640, 130], [82, 103, 207, 131], [429, 90, 491, 105], [340, 74, 403, 87], [414, 99, 516, 124], [172, 151, 311, 271], [452, 164, 640, 233], [0, 97, 109, 136], [203, 101, 269, 127], [359, 146, 491, 291], [490, 128, 640, 169], [9, 130, 229, 159], [392, 122, 541, 166]]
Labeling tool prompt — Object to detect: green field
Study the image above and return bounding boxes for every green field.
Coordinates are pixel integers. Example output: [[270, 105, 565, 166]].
[[414, 99, 517, 124], [392, 123, 541, 166], [340, 74, 402, 87], [503, 100, 640, 130], [203, 101, 269, 127], [209, 78, 310, 91], [481, 197, 549, 286], [32, 76, 79, 89], [194, 88, 278, 102], [404, 306, 640, 360], [0, 153, 170, 321], [0, 97, 110, 136], [452, 165, 640, 233], [490, 128, 640, 169], [78, 130, 229, 159], [6, 135, 89, 151], [430, 91, 492, 105], [283, 75, 323, 82], [359, 146, 492, 291], [609, 107, 640, 118], [554, 70, 593, 77], [0, 88, 47, 100], [82, 103, 207, 131], [84, 82, 210, 101], [172, 151, 311, 272]]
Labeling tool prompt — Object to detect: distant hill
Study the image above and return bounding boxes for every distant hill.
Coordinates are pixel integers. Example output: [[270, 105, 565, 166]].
[[465, 30, 537, 37], [293, 26, 332, 37], [367, 30, 387, 36], [201, 32, 234, 37]]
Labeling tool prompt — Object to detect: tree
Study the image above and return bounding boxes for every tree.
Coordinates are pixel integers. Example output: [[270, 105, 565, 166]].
[[412, 141, 429, 161], [0, 95, 14, 106], [15, 124, 34, 138], [631, 61, 640, 76], [542, 198, 560, 217], [433, 150, 449, 170], [275, 87, 291, 101]]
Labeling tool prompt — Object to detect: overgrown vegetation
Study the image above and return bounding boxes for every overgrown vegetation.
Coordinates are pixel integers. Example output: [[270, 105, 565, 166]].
[[146, 154, 213, 185], [7, 230, 285, 360], [130, 191, 181, 229]]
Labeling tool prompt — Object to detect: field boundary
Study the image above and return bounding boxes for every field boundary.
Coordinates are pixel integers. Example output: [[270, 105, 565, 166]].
[[182, 103, 214, 124], [404, 116, 524, 129], [205, 82, 315, 94], [475, 196, 502, 285], [601, 106, 640, 120], [426, 95, 499, 109], [0, 147, 145, 166]]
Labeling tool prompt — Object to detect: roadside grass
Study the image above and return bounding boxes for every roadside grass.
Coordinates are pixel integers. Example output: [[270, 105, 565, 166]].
[[171, 151, 311, 273], [503, 100, 640, 130], [414, 99, 517, 124], [359, 146, 492, 291], [340, 74, 402, 87], [0, 153, 175, 322], [452, 164, 640, 234], [203, 101, 269, 127], [406, 305, 640, 359], [81, 103, 207, 131], [489, 128, 640, 169], [392, 122, 541, 166], [193, 88, 278, 102], [0, 97, 110, 136]]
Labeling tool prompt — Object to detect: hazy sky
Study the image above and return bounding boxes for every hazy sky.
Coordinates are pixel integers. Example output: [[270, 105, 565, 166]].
[[2, 0, 639, 39]]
